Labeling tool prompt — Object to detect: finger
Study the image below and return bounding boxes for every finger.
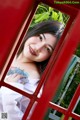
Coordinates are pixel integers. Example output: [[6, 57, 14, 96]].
[[4, 73, 25, 82], [4, 74, 18, 82], [10, 74, 24, 82], [11, 73, 18, 78], [7, 74, 18, 81], [14, 74, 22, 80]]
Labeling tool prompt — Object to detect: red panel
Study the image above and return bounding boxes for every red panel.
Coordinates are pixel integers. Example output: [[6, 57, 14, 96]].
[[0, 0, 37, 72]]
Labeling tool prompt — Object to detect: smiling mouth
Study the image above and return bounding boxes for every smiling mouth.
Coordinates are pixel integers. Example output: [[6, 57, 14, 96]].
[[29, 45, 37, 56]]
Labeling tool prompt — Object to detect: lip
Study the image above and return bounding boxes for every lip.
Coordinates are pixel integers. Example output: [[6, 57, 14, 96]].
[[29, 45, 37, 56]]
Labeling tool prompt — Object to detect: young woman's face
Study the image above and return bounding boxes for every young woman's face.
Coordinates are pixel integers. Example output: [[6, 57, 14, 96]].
[[23, 33, 57, 62]]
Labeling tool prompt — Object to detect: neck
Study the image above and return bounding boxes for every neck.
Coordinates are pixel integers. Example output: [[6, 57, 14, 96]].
[[16, 53, 33, 63]]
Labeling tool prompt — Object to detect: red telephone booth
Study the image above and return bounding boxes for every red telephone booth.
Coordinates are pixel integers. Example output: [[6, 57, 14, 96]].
[[0, 0, 80, 120]]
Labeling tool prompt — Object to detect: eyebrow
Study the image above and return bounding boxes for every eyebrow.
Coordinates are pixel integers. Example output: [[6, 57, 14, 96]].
[[42, 34, 54, 51]]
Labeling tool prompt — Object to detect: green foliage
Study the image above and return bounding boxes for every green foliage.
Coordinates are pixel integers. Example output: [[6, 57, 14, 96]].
[[52, 11, 59, 21], [75, 44, 80, 57], [60, 114, 64, 120], [34, 12, 50, 23], [30, 3, 69, 28], [74, 101, 80, 115], [61, 81, 78, 108]]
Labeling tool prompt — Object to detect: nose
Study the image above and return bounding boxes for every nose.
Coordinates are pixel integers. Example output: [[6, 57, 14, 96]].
[[36, 42, 46, 52]]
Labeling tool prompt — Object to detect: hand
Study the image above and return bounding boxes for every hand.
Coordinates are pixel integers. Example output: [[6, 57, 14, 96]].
[[4, 73, 24, 83]]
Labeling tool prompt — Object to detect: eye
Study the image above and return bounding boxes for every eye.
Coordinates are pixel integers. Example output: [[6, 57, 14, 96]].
[[46, 47, 51, 53], [39, 34, 43, 41]]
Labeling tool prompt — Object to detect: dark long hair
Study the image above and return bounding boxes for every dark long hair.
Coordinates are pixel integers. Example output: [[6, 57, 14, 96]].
[[17, 20, 64, 74]]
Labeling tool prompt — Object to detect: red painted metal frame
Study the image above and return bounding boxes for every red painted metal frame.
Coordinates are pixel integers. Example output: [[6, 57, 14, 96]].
[[48, 85, 80, 120], [0, 0, 80, 120]]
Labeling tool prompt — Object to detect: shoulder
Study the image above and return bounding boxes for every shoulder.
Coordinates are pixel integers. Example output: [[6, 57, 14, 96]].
[[24, 63, 40, 79], [28, 70, 40, 79]]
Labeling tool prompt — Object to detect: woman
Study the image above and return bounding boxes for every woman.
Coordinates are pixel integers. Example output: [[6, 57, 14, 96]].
[[0, 20, 64, 120]]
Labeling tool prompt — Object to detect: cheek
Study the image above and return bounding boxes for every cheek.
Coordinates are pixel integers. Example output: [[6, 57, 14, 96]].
[[23, 44, 28, 52], [40, 53, 50, 61], [27, 37, 37, 44]]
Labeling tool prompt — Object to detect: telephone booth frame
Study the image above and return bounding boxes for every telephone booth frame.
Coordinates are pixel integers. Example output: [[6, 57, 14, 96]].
[[0, 0, 80, 120]]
